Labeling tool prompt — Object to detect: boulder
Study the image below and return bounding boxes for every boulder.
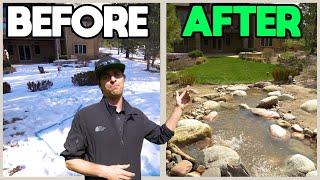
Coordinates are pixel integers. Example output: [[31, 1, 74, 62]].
[[251, 108, 280, 119], [263, 85, 282, 92], [239, 104, 251, 110], [172, 153, 182, 163], [291, 124, 303, 133], [192, 97, 205, 103], [256, 96, 278, 109], [194, 164, 206, 173], [231, 90, 247, 97], [202, 166, 221, 177], [202, 111, 218, 121], [168, 119, 212, 145], [268, 91, 281, 97], [291, 132, 305, 140], [195, 137, 213, 150], [201, 93, 220, 100], [276, 120, 291, 128], [269, 124, 290, 140], [254, 81, 272, 88], [226, 85, 249, 91], [170, 160, 193, 176], [283, 113, 296, 120], [300, 99, 317, 113], [186, 171, 201, 177], [303, 128, 313, 138], [284, 154, 316, 176], [306, 170, 317, 176], [225, 163, 250, 177], [166, 150, 172, 161], [198, 145, 240, 169], [279, 94, 295, 101], [166, 161, 175, 171], [203, 100, 221, 110]]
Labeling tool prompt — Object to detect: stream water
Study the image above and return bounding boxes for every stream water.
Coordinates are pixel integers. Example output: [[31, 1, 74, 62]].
[[182, 88, 317, 176]]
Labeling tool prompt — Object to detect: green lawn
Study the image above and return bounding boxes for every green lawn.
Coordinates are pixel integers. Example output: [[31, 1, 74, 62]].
[[169, 57, 276, 84]]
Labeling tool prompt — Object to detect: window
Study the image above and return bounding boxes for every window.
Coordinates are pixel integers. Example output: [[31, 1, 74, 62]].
[[35, 45, 40, 54], [260, 38, 272, 47], [74, 45, 78, 54], [74, 45, 87, 54]]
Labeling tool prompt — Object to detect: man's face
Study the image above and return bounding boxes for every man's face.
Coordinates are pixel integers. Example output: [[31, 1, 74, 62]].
[[100, 68, 125, 99]]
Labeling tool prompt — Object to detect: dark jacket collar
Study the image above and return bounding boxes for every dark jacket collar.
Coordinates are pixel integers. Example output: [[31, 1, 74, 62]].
[[99, 96, 136, 116]]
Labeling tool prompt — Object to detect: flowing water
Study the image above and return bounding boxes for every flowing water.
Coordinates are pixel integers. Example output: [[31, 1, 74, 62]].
[[182, 88, 317, 176]]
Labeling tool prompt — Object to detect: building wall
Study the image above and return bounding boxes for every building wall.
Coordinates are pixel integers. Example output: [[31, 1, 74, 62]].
[[63, 28, 100, 61], [4, 39, 55, 64]]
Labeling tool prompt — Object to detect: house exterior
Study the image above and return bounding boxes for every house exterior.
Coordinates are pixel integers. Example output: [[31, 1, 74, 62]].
[[3, 4, 100, 64], [173, 4, 284, 54]]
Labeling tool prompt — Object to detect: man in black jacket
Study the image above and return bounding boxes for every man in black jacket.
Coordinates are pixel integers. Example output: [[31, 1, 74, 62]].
[[61, 56, 189, 180]]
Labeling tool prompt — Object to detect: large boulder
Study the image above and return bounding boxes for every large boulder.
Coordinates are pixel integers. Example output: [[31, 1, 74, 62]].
[[306, 170, 317, 176], [201, 93, 220, 100], [202, 166, 221, 177], [284, 154, 316, 176], [263, 85, 282, 92], [202, 111, 218, 121], [269, 124, 290, 140], [203, 100, 221, 110], [168, 119, 212, 145], [226, 85, 249, 91], [251, 108, 280, 119], [267, 91, 281, 97], [300, 99, 317, 113], [283, 113, 296, 120], [256, 96, 278, 109], [231, 90, 247, 97], [279, 94, 295, 101], [170, 160, 193, 176], [197, 145, 240, 169], [276, 120, 291, 128], [254, 81, 272, 88]]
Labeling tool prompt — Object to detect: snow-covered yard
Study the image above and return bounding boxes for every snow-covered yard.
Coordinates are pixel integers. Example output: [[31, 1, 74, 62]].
[[3, 53, 160, 176]]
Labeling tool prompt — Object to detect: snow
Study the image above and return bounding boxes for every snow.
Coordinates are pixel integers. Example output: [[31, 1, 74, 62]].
[[3, 51, 161, 177]]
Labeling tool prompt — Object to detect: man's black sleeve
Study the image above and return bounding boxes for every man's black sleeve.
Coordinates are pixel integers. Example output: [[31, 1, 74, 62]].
[[142, 112, 174, 144], [60, 112, 87, 160]]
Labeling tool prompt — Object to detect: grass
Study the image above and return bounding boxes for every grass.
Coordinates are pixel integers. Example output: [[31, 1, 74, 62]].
[[168, 57, 276, 84]]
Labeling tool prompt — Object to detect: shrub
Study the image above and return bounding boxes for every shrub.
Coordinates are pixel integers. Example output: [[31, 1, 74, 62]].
[[262, 49, 274, 63], [72, 71, 98, 86], [278, 52, 304, 72], [188, 50, 203, 58], [178, 72, 196, 86], [27, 80, 53, 92], [3, 66, 16, 74], [60, 54, 68, 60], [283, 39, 305, 51], [272, 65, 299, 82], [3, 82, 11, 94], [167, 72, 180, 84], [167, 58, 196, 71], [195, 57, 207, 65]]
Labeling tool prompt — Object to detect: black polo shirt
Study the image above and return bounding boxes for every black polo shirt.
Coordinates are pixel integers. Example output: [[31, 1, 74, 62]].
[[60, 97, 174, 180]]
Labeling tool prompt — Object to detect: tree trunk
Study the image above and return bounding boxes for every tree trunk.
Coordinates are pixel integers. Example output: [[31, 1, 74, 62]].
[[125, 50, 129, 59], [145, 55, 150, 71]]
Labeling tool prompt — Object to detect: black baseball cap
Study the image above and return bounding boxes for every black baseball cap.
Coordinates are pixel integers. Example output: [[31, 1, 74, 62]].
[[95, 56, 125, 79]]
